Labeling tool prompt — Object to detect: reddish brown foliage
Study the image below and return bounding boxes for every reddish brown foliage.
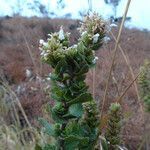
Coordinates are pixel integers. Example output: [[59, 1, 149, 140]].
[[0, 16, 150, 149]]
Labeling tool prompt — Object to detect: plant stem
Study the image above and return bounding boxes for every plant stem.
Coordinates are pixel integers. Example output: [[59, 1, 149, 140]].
[[100, 0, 132, 119]]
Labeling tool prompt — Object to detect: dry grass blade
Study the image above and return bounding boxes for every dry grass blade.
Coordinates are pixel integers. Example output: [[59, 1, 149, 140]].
[[100, 0, 132, 118], [0, 81, 32, 128], [92, 67, 96, 99], [116, 72, 141, 103], [112, 72, 120, 96], [0, 86, 20, 127], [19, 25, 45, 100], [138, 133, 150, 150], [110, 31, 140, 100], [110, 31, 144, 114], [19, 25, 39, 77]]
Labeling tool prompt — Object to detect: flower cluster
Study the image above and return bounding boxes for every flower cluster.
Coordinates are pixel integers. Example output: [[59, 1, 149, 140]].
[[39, 29, 70, 65], [105, 103, 122, 150]]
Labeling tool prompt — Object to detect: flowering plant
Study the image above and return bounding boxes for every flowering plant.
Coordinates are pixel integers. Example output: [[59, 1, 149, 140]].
[[138, 60, 150, 112], [38, 13, 106, 150]]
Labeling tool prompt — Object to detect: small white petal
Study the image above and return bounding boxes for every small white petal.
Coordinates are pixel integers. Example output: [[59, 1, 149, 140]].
[[59, 27, 65, 40], [26, 69, 32, 78], [104, 36, 111, 43], [93, 33, 100, 43], [46, 77, 51, 81], [16, 85, 21, 94], [110, 23, 118, 27], [92, 56, 99, 64], [43, 42, 48, 47], [71, 44, 77, 49], [36, 76, 42, 82], [95, 56, 98, 60], [81, 31, 87, 36], [47, 34, 52, 37], [44, 53, 48, 57], [40, 51, 45, 56], [39, 39, 44, 44]]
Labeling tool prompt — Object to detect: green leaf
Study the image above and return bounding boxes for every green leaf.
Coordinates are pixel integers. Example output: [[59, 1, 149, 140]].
[[69, 103, 83, 118], [80, 33, 92, 47], [38, 118, 55, 136], [69, 82, 88, 95], [50, 73, 61, 81], [73, 59, 80, 69], [63, 89, 73, 101], [51, 82, 65, 101], [35, 144, 42, 150], [64, 120, 84, 136], [64, 135, 89, 150], [64, 135, 80, 150], [100, 137, 109, 150], [62, 73, 70, 81], [77, 41, 86, 53], [51, 108, 66, 124], [67, 93, 92, 105], [42, 144, 56, 150], [75, 64, 89, 76], [74, 75, 86, 82], [62, 113, 76, 119], [55, 59, 67, 74]]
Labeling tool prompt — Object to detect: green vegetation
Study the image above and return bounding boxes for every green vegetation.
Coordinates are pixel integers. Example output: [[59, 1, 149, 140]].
[[138, 60, 150, 112], [105, 103, 122, 150], [38, 13, 107, 150]]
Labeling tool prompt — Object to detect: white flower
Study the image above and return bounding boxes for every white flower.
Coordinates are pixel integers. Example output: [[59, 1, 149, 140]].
[[81, 31, 87, 36], [71, 44, 77, 49], [43, 53, 49, 57], [49, 73, 52, 77], [25, 69, 32, 78], [92, 56, 99, 64], [36, 76, 42, 82], [95, 56, 98, 60], [58, 83, 65, 88], [43, 42, 48, 47], [104, 36, 111, 43], [92, 33, 100, 43], [46, 77, 51, 81], [39, 39, 44, 45], [47, 34, 52, 37], [16, 85, 21, 95], [110, 23, 118, 27], [46, 73, 51, 81], [40, 51, 45, 56], [59, 26, 65, 40]]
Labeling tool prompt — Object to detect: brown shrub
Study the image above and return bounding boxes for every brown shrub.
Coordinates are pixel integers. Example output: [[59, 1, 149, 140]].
[[0, 16, 150, 149]]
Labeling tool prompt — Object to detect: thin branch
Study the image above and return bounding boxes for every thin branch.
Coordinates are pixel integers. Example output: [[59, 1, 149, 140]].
[[100, 0, 132, 118], [116, 72, 141, 103], [0, 81, 32, 128], [93, 67, 96, 99], [110, 31, 140, 100]]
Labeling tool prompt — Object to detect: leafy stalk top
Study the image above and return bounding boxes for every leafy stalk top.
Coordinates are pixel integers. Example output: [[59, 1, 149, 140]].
[[138, 60, 150, 112], [39, 13, 106, 150]]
